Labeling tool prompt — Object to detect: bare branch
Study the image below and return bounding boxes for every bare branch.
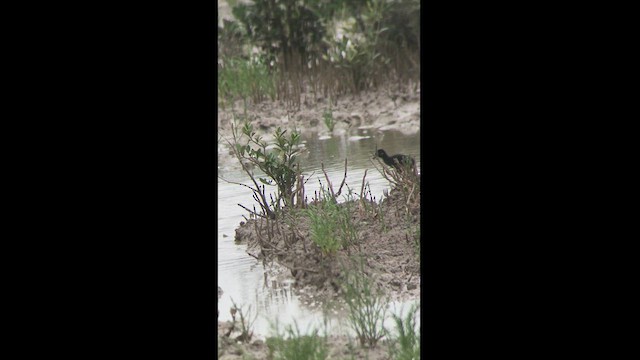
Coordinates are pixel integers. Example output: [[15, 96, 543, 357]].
[[335, 158, 348, 197], [320, 161, 336, 200], [238, 204, 268, 219]]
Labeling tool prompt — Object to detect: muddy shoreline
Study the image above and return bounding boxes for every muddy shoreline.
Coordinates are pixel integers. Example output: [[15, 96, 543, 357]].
[[217, 86, 420, 358], [218, 88, 420, 166], [233, 185, 420, 303], [218, 88, 420, 136]]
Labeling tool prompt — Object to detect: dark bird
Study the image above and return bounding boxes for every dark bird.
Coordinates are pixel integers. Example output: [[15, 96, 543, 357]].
[[376, 149, 415, 171]]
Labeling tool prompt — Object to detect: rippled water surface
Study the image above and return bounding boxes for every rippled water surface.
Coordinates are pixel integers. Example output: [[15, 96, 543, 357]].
[[218, 129, 421, 337]]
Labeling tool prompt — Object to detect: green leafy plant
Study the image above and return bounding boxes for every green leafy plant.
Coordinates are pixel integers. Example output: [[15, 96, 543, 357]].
[[321, 0, 394, 91], [224, 120, 304, 219], [243, 124, 302, 210]]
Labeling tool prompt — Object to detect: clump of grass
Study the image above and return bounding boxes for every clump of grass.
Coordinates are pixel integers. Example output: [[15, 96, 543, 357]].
[[307, 207, 338, 255], [218, 55, 276, 108], [388, 303, 420, 360], [341, 258, 389, 347], [322, 108, 335, 133], [306, 181, 360, 256], [266, 321, 328, 360], [307, 192, 341, 256]]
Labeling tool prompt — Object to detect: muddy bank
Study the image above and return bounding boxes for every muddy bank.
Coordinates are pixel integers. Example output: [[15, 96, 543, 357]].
[[234, 180, 420, 306], [218, 87, 420, 166]]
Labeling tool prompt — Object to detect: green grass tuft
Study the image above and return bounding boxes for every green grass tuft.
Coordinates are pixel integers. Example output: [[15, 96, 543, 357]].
[[218, 56, 276, 107], [266, 321, 329, 360], [389, 303, 420, 359]]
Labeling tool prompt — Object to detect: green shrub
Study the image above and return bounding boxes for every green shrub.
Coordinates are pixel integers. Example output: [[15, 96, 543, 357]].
[[228, 122, 303, 217], [232, 0, 325, 70], [223, 0, 420, 99]]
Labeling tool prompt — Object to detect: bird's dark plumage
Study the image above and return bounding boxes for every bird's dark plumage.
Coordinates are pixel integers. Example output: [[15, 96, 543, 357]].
[[376, 149, 415, 170]]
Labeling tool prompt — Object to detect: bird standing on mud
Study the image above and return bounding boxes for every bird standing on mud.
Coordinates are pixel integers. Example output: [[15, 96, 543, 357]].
[[376, 149, 416, 171]]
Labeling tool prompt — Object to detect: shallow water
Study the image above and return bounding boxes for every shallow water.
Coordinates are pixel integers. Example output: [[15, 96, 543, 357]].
[[217, 129, 420, 338]]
